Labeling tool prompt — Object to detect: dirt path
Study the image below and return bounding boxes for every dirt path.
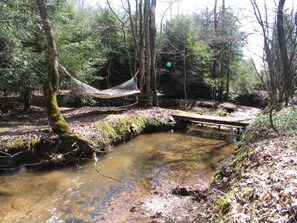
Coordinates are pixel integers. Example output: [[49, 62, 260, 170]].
[[228, 106, 261, 123]]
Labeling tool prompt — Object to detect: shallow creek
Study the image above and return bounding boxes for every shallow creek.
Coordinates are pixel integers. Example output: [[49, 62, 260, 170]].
[[0, 128, 237, 222]]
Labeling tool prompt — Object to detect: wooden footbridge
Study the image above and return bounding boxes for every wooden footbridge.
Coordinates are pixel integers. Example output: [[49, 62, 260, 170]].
[[172, 111, 252, 133]]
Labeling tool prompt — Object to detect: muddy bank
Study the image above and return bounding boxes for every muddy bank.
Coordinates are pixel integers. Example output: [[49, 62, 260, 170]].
[[0, 102, 261, 169], [0, 106, 176, 169], [3, 103, 292, 222]]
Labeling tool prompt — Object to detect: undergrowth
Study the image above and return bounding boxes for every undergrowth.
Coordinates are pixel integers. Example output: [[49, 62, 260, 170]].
[[246, 105, 297, 140], [208, 105, 297, 222]]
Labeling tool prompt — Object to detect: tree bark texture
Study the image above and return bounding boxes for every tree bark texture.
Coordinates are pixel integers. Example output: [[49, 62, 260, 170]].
[[277, 0, 291, 104], [217, 0, 226, 103], [212, 0, 218, 100], [138, 0, 145, 91], [37, 0, 96, 161], [183, 48, 187, 100], [144, 0, 151, 93], [150, 0, 158, 106], [37, 0, 71, 136], [23, 90, 32, 111], [250, 0, 278, 105]]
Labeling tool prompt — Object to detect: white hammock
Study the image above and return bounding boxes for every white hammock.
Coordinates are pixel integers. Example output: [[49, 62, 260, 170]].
[[59, 63, 140, 99]]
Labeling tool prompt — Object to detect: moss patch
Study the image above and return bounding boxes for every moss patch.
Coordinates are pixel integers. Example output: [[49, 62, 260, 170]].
[[216, 191, 235, 215], [29, 138, 39, 149], [212, 109, 228, 117], [0, 127, 9, 134], [45, 90, 71, 135], [95, 121, 119, 146], [95, 115, 175, 148], [8, 138, 24, 150]]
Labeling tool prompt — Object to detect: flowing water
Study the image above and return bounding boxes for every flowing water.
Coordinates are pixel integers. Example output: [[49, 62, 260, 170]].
[[0, 129, 237, 223]]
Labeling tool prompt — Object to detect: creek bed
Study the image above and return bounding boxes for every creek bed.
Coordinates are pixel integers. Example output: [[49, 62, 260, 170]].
[[0, 128, 237, 222]]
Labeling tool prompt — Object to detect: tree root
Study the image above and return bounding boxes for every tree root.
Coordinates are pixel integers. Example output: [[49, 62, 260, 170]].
[[48, 133, 102, 165]]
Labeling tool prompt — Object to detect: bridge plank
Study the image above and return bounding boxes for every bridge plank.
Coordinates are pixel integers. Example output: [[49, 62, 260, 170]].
[[172, 112, 250, 128]]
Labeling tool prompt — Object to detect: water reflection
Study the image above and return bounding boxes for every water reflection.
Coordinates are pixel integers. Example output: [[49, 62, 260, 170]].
[[0, 129, 236, 222]]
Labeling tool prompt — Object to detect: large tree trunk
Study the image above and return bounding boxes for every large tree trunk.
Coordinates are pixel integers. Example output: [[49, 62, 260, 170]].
[[138, 0, 145, 91], [217, 0, 226, 103], [183, 48, 187, 100], [150, 0, 158, 106], [277, 0, 290, 105], [212, 0, 218, 100], [23, 89, 32, 111], [144, 0, 151, 93], [37, 0, 95, 161], [37, 0, 71, 136]]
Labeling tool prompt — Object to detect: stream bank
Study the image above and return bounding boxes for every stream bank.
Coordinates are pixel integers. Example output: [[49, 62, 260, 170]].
[[198, 105, 297, 222], [3, 103, 294, 222], [0, 106, 176, 169], [0, 102, 257, 169]]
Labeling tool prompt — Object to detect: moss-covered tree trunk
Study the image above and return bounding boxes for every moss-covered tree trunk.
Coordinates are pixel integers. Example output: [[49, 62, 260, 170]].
[[37, 0, 95, 161], [37, 0, 71, 136]]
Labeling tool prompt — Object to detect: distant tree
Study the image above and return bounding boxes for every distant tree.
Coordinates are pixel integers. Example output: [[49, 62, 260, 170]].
[[0, 1, 45, 110], [160, 15, 213, 99], [150, 0, 158, 106], [93, 8, 130, 88], [229, 59, 260, 97], [276, 0, 296, 105], [53, 1, 107, 86], [107, 0, 158, 105], [250, 0, 297, 131], [194, 2, 247, 102]]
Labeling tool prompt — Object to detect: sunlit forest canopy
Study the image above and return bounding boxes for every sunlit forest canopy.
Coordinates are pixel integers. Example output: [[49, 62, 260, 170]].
[[0, 0, 296, 108]]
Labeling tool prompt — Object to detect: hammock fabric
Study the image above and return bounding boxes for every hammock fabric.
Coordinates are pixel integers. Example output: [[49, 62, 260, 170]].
[[59, 63, 140, 99], [70, 76, 140, 99]]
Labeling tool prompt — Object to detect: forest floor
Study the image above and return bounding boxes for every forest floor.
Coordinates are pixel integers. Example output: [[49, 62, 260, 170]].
[[0, 105, 175, 154], [0, 102, 296, 222], [0, 101, 254, 156]]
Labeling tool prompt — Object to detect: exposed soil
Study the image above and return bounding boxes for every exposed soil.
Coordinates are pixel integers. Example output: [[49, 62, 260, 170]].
[[0, 102, 258, 159], [0, 105, 172, 147], [1, 103, 295, 222], [0, 105, 176, 168]]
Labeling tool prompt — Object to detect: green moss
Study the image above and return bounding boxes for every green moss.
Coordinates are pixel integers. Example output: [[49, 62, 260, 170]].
[[8, 138, 24, 150], [114, 118, 132, 138], [214, 170, 224, 180], [53, 119, 71, 134], [212, 109, 228, 117], [0, 127, 9, 134], [228, 147, 254, 178], [94, 115, 173, 148], [95, 121, 119, 146], [229, 151, 247, 168], [29, 138, 39, 148], [241, 187, 252, 196], [134, 116, 149, 129], [45, 90, 71, 135], [217, 191, 235, 215]]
